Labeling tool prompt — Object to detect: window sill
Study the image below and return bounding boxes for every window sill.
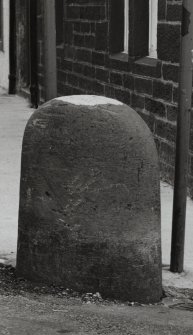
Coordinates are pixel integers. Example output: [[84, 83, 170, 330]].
[[135, 56, 159, 67], [109, 52, 131, 72], [133, 56, 161, 78], [109, 52, 128, 62], [109, 54, 161, 78]]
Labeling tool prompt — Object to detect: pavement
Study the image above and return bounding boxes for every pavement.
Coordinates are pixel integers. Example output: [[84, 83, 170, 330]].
[[1, 291, 193, 335], [2, 89, 193, 334], [0, 90, 33, 266]]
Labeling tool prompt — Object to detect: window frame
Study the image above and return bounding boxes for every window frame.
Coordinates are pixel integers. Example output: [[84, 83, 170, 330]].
[[123, 0, 129, 54], [148, 0, 158, 58]]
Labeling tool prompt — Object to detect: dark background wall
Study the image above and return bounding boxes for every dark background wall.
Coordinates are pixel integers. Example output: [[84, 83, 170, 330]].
[[16, 0, 193, 196], [16, 0, 30, 92]]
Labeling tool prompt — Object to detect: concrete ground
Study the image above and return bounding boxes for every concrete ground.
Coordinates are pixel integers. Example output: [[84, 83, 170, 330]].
[[1, 90, 193, 333], [1, 291, 193, 335], [0, 90, 193, 288]]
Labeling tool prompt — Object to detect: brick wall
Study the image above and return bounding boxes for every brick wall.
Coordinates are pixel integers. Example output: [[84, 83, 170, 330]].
[[56, 0, 187, 191], [19, 0, 193, 195]]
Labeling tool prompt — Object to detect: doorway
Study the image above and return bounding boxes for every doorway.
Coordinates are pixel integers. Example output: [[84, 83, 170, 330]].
[[16, 0, 38, 107]]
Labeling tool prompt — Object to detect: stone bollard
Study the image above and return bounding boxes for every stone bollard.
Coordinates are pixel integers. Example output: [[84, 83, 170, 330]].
[[16, 95, 162, 303]]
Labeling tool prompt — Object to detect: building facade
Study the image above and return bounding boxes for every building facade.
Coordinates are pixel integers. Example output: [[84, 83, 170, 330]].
[[9, 0, 193, 195]]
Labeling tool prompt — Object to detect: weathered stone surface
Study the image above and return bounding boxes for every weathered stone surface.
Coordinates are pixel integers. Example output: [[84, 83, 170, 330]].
[[16, 95, 162, 303]]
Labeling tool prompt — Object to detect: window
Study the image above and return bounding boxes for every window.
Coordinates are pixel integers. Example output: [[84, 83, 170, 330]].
[[0, 0, 3, 51], [109, 0, 124, 54], [110, 0, 158, 59]]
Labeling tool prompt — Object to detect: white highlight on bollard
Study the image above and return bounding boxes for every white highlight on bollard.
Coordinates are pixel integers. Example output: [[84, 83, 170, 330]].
[[54, 95, 123, 106]]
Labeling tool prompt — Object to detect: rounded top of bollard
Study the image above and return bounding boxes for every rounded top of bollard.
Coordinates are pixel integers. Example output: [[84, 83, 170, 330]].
[[28, 95, 158, 167], [54, 95, 123, 106]]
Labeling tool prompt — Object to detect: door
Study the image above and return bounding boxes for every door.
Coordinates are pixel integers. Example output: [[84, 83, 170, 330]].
[[17, 0, 38, 107]]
